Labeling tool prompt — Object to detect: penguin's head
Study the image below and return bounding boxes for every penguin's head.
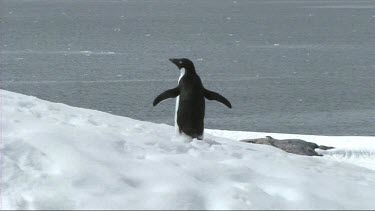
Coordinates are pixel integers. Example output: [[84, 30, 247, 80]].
[[169, 58, 195, 71]]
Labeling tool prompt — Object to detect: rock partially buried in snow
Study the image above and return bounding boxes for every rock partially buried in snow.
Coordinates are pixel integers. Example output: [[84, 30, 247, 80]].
[[240, 136, 334, 156]]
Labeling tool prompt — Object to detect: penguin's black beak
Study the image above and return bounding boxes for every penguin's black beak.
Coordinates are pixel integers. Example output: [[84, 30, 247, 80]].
[[169, 58, 181, 69], [169, 58, 178, 64]]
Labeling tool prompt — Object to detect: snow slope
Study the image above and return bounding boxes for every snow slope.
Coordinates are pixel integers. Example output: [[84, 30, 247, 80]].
[[1, 90, 375, 210], [207, 130, 375, 171]]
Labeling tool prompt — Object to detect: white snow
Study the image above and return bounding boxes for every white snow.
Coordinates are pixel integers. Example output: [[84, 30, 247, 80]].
[[206, 130, 375, 171], [1, 90, 375, 209]]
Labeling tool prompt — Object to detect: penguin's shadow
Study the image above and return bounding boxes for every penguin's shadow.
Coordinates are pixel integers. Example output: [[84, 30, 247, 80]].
[[191, 138, 221, 147], [202, 138, 221, 146]]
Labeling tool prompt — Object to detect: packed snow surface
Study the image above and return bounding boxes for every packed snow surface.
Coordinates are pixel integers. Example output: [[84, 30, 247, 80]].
[[1, 90, 375, 209]]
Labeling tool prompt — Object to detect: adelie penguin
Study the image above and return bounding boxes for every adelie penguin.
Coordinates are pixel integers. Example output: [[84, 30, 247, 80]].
[[153, 58, 232, 140]]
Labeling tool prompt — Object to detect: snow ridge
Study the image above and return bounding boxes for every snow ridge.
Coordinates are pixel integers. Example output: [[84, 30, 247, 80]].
[[1, 90, 375, 210]]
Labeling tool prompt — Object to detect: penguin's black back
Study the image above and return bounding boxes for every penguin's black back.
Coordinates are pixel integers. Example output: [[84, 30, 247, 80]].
[[177, 72, 205, 139]]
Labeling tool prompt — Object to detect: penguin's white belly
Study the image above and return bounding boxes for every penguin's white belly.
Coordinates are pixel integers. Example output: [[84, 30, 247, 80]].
[[175, 68, 185, 134], [175, 96, 179, 133]]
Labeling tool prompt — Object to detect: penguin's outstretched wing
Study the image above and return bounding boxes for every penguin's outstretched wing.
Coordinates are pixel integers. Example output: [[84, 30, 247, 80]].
[[153, 87, 180, 106], [204, 89, 232, 108]]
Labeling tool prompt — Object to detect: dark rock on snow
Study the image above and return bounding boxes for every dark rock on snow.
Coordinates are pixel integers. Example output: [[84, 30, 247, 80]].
[[240, 136, 334, 156]]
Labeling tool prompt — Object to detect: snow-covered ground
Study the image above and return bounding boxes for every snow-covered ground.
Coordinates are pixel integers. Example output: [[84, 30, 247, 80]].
[[1, 90, 375, 210]]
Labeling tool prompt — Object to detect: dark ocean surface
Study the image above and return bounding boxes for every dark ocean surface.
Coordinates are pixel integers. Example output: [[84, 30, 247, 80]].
[[1, 0, 374, 135]]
